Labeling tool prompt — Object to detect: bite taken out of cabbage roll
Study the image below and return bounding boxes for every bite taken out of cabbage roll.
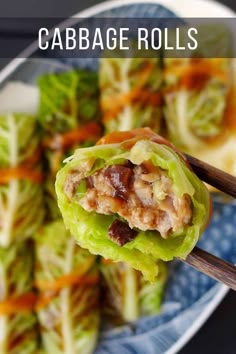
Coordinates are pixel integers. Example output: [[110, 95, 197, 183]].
[[38, 69, 102, 220], [100, 53, 162, 133], [56, 128, 211, 282], [0, 240, 38, 354], [100, 259, 167, 325], [34, 220, 100, 354], [0, 114, 44, 247]]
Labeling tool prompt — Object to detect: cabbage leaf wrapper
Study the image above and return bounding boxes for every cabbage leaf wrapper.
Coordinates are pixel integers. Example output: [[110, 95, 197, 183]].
[[0, 114, 44, 247], [56, 128, 210, 281], [100, 50, 162, 133], [100, 259, 167, 325], [0, 241, 38, 354], [37, 69, 102, 220], [163, 25, 232, 151], [34, 220, 100, 354]]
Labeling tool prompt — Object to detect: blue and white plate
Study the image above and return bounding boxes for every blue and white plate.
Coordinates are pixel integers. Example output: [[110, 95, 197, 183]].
[[0, 1, 235, 353]]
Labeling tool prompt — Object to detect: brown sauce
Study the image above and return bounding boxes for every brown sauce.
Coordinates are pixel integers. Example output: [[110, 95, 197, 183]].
[[224, 84, 236, 133]]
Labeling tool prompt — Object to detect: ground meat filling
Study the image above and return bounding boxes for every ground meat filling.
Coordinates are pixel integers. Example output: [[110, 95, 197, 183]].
[[64, 161, 192, 242]]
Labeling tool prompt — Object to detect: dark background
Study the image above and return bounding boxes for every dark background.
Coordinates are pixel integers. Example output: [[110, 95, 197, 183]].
[[0, 1, 235, 353]]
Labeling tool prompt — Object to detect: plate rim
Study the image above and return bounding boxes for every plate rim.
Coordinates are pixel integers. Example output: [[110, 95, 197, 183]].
[[165, 284, 228, 354], [0, 1, 234, 353]]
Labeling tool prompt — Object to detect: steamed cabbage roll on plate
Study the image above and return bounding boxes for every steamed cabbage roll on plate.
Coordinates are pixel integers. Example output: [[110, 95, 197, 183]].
[[0, 86, 44, 246], [56, 128, 210, 281], [184, 59, 236, 178], [34, 220, 100, 354], [100, 46, 162, 133], [164, 57, 231, 149], [38, 69, 102, 220], [163, 24, 232, 152], [0, 240, 38, 354], [100, 259, 167, 325]]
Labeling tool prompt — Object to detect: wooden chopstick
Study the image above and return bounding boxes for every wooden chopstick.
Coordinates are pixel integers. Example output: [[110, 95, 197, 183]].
[[185, 153, 236, 198], [180, 154, 236, 290], [182, 247, 236, 291]]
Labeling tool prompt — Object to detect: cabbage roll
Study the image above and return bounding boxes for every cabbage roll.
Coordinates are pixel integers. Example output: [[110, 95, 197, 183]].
[[100, 54, 162, 133], [38, 69, 101, 220], [0, 241, 38, 354], [163, 25, 232, 151], [163, 58, 230, 150], [34, 220, 100, 354], [100, 259, 167, 324], [0, 114, 44, 247], [56, 128, 210, 281]]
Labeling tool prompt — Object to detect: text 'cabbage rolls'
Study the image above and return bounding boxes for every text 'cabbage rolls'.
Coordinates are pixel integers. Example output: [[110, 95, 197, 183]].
[[0, 114, 44, 247], [0, 241, 38, 354], [34, 220, 100, 354], [100, 52, 162, 133], [38, 69, 101, 220], [56, 128, 210, 281]]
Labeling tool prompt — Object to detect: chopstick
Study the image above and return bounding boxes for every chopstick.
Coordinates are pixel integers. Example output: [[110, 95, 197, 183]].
[[182, 247, 236, 291], [181, 154, 236, 291], [185, 153, 236, 198]]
